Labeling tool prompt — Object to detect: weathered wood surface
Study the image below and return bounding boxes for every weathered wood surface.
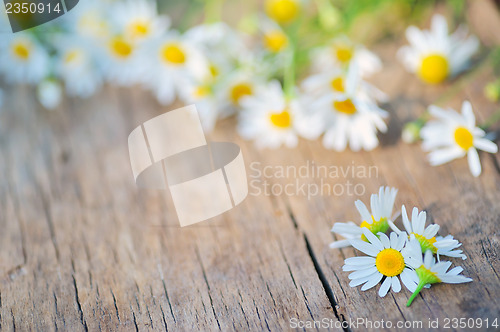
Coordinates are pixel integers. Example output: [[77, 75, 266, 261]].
[[1, 8, 500, 332]]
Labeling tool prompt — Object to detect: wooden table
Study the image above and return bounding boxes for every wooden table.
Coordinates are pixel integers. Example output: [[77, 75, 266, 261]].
[[1, 5, 499, 332]]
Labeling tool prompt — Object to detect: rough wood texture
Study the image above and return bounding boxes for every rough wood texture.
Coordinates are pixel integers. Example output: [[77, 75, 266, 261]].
[[1, 5, 500, 332]]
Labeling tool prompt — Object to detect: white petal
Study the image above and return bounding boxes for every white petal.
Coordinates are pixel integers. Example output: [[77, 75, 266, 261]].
[[355, 200, 372, 223], [348, 266, 378, 280], [361, 273, 383, 291], [400, 269, 418, 292], [461, 101, 476, 127], [344, 256, 376, 266], [378, 232, 391, 249], [474, 138, 498, 153], [350, 239, 379, 257], [378, 277, 392, 297], [362, 228, 384, 251], [467, 148, 482, 177], [401, 205, 412, 234], [391, 276, 402, 293], [423, 224, 440, 238]]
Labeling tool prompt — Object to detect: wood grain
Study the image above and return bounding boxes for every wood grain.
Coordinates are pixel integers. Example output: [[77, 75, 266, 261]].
[[0, 4, 499, 332]]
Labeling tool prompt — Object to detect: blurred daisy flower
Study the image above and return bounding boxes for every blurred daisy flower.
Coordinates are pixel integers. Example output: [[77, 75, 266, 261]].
[[404, 239, 472, 307], [420, 101, 498, 177], [343, 229, 415, 297], [265, 0, 301, 25], [55, 37, 103, 98], [237, 80, 322, 149], [66, 0, 112, 41], [312, 36, 382, 77], [103, 34, 145, 86], [313, 64, 388, 151], [398, 14, 479, 84], [220, 71, 263, 112], [37, 79, 63, 110], [112, 0, 170, 43], [0, 33, 49, 84], [398, 205, 466, 260], [259, 16, 289, 53], [143, 32, 208, 105], [330, 186, 398, 248]]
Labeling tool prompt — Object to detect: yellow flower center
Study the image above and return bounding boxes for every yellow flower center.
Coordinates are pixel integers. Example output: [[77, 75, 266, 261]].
[[209, 64, 219, 78], [333, 99, 356, 115], [360, 216, 389, 241], [376, 248, 405, 277], [270, 110, 292, 128], [330, 77, 344, 93], [335, 45, 353, 64], [194, 86, 210, 98], [12, 42, 30, 60], [110, 37, 133, 58], [264, 30, 288, 52], [230, 83, 253, 105], [418, 54, 449, 84], [161, 43, 186, 65], [128, 21, 150, 39], [454, 126, 474, 150], [412, 233, 437, 254], [64, 50, 83, 65], [265, 0, 299, 24]]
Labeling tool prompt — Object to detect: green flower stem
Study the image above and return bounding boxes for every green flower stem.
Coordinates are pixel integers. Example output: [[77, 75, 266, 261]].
[[283, 50, 296, 97], [406, 281, 426, 307]]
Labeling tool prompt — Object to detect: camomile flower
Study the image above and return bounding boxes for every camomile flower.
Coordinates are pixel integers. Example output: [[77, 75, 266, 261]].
[[397, 14, 479, 84], [403, 239, 472, 306], [302, 67, 388, 102], [55, 37, 103, 98], [102, 34, 145, 86], [64, 0, 112, 41], [313, 64, 388, 151], [397, 205, 466, 260], [420, 101, 498, 177], [142, 32, 208, 105], [343, 229, 416, 297], [312, 36, 382, 77], [265, 0, 301, 25], [219, 71, 264, 113], [112, 0, 170, 43], [0, 33, 49, 84], [259, 16, 289, 53], [331, 186, 398, 248], [178, 73, 223, 132], [237, 80, 322, 149], [37, 79, 63, 110]]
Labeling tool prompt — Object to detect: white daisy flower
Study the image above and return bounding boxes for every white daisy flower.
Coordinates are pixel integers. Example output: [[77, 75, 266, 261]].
[[312, 36, 382, 77], [55, 37, 103, 98], [259, 16, 289, 54], [37, 79, 63, 110], [403, 239, 472, 306], [420, 101, 498, 177], [397, 14, 479, 84], [330, 186, 398, 248], [219, 70, 264, 113], [398, 205, 466, 260], [142, 32, 208, 105], [313, 64, 388, 151], [112, 0, 170, 43], [302, 66, 388, 102], [0, 33, 50, 84], [64, 0, 112, 41], [265, 0, 301, 25], [343, 229, 416, 297], [237, 80, 322, 149], [178, 78, 222, 132], [102, 34, 145, 86]]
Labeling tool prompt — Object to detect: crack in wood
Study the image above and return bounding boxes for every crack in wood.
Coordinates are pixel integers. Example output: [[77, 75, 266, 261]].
[[72, 275, 88, 332], [195, 246, 221, 330]]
